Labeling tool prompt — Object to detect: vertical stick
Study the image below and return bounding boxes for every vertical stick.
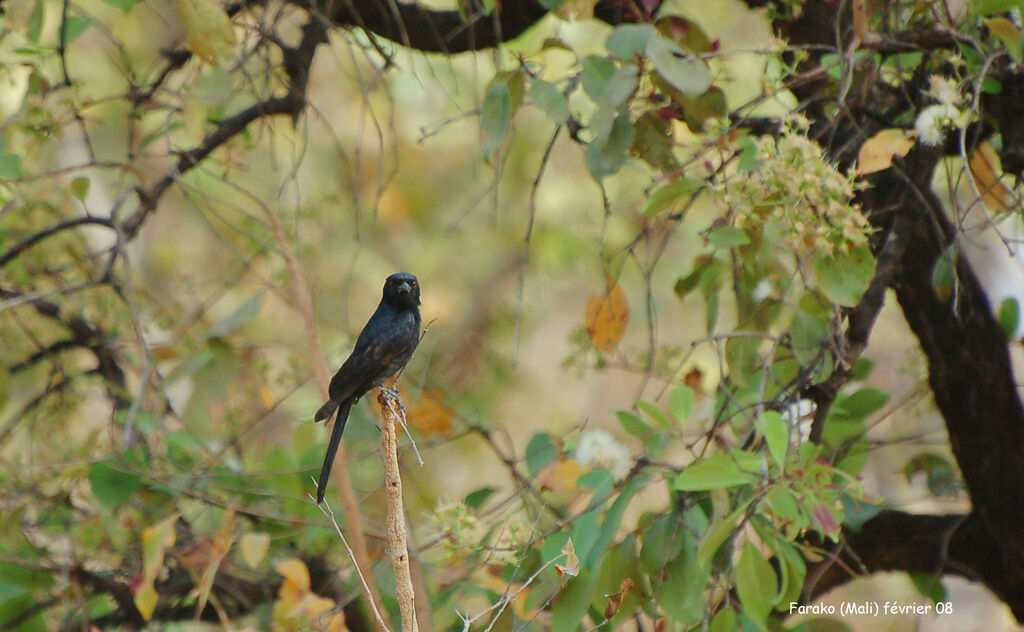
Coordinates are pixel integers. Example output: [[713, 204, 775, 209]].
[[378, 390, 419, 632]]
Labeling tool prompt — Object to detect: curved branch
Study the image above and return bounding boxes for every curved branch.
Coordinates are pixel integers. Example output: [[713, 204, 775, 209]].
[[323, 0, 653, 54], [806, 511, 996, 598]]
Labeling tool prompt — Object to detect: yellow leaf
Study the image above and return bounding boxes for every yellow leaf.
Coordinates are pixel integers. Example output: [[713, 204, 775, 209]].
[[174, 0, 236, 65], [240, 532, 271, 568], [326, 613, 349, 632], [135, 514, 178, 621], [258, 385, 275, 409], [274, 558, 311, 591], [585, 277, 629, 353], [969, 141, 1016, 213], [985, 17, 1024, 60], [536, 457, 582, 493], [304, 595, 336, 618], [856, 129, 915, 175], [134, 583, 159, 621], [555, 538, 580, 579], [194, 507, 236, 617]]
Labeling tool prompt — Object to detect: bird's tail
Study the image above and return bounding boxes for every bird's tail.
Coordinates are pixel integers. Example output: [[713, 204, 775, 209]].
[[314, 399, 339, 423], [316, 399, 353, 504]]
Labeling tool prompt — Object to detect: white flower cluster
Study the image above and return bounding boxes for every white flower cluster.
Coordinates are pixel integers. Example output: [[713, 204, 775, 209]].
[[575, 429, 632, 480], [915, 75, 963, 147]]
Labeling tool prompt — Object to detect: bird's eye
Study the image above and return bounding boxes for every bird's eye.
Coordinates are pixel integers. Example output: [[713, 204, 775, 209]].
[[410, 280, 417, 287]]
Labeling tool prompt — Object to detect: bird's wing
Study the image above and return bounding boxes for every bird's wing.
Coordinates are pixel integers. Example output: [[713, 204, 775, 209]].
[[326, 310, 414, 401]]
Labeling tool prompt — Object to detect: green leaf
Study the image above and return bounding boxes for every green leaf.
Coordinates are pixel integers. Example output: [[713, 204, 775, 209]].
[[28, 0, 45, 44], [99, 0, 137, 10], [637, 401, 670, 429], [813, 245, 875, 307], [164, 349, 214, 386], [529, 78, 570, 124], [606, 24, 653, 59], [0, 153, 23, 179], [759, 411, 788, 469], [790, 305, 829, 366], [581, 56, 616, 102], [661, 534, 709, 624], [930, 243, 958, 303], [667, 385, 696, 424], [987, 17, 1024, 60], [61, 16, 92, 43], [840, 493, 882, 530], [998, 297, 1019, 340], [836, 388, 889, 419], [480, 78, 513, 156], [736, 135, 761, 173], [697, 501, 747, 568], [526, 432, 558, 476], [616, 410, 654, 437], [725, 336, 761, 387], [709, 606, 738, 632], [88, 460, 144, 508], [71, 176, 90, 201], [673, 450, 763, 491], [904, 452, 959, 497], [602, 65, 640, 109], [586, 110, 634, 179], [642, 178, 700, 217], [588, 473, 649, 567], [972, 0, 1024, 14], [759, 531, 805, 607], [207, 292, 265, 338], [655, 15, 715, 54], [705, 291, 720, 334], [646, 34, 713, 97], [735, 540, 777, 623], [631, 111, 680, 172], [706, 225, 750, 248], [674, 255, 718, 298], [464, 486, 497, 510], [677, 86, 728, 132], [537, 0, 566, 10], [551, 568, 600, 631], [908, 572, 948, 604]]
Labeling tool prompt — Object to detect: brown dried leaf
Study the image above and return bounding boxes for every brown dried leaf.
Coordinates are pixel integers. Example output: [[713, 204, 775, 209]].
[[585, 277, 629, 353], [604, 577, 634, 620]]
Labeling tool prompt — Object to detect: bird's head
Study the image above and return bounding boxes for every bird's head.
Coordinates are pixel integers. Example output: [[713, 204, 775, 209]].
[[383, 272, 420, 309]]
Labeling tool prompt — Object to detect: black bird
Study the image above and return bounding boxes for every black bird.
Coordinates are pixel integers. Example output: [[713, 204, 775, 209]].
[[314, 272, 421, 504]]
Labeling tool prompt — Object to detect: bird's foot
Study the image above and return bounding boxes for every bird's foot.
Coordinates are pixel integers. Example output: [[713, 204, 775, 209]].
[[379, 386, 407, 416]]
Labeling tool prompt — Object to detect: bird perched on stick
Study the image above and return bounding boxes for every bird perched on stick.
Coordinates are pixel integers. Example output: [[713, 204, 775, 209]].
[[314, 272, 421, 504]]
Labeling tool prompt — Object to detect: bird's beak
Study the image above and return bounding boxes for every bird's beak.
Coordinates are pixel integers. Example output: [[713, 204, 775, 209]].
[[398, 281, 412, 294]]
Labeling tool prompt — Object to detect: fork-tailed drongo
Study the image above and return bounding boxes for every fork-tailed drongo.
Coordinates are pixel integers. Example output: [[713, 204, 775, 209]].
[[314, 272, 421, 504]]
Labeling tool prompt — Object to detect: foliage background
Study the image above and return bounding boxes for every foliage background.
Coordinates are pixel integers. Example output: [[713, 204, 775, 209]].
[[2, 0, 1024, 630]]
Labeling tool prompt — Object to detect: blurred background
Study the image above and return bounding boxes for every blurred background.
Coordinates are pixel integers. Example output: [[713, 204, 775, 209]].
[[1, 0, 1022, 629]]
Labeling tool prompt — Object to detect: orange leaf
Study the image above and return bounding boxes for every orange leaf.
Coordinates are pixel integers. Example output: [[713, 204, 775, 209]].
[[408, 389, 454, 437], [969, 142, 1015, 213], [585, 277, 629, 353], [856, 129, 914, 175]]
